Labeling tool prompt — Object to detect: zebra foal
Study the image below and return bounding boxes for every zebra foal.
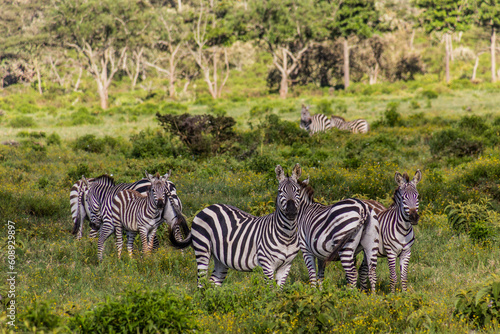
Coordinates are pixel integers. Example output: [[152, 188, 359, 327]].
[[170, 164, 303, 288], [70, 177, 94, 240], [360, 170, 422, 293], [98, 172, 172, 260], [297, 179, 380, 291], [330, 115, 369, 134], [300, 105, 332, 135]]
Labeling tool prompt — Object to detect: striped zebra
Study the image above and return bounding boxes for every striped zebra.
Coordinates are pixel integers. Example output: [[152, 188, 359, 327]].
[[300, 105, 332, 135], [330, 115, 370, 134], [170, 164, 303, 288], [361, 170, 422, 293], [70, 177, 94, 240], [297, 179, 379, 291], [97, 172, 176, 260]]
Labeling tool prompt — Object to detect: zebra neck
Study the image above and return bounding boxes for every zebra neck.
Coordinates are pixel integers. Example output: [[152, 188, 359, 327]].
[[145, 193, 161, 218], [275, 211, 298, 237]]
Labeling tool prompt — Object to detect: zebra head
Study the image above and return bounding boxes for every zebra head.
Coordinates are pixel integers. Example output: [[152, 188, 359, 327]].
[[275, 164, 302, 221], [300, 105, 312, 130], [145, 171, 168, 209], [394, 170, 422, 225]]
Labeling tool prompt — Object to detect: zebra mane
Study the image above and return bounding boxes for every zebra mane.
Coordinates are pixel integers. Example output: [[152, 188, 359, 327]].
[[331, 116, 345, 121], [298, 179, 315, 201], [94, 174, 115, 184]]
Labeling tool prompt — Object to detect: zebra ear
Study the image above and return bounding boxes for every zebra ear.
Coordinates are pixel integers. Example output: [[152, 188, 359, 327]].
[[82, 175, 89, 187], [291, 163, 302, 181], [163, 170, 172, 180], [303, 177, 310, 185], [275, 165, 285, 182], [394, 172, 406, 186], [145, 170, 153, 181], [412, 170, 422, 185]]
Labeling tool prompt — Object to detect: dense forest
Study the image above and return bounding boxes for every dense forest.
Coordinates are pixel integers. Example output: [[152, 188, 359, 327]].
[[1, 0, 500, 333]]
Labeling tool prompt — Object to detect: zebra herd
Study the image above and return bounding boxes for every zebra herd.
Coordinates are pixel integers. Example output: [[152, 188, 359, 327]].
[[70, 165, 421, 293], [300, 105, 370, 135]]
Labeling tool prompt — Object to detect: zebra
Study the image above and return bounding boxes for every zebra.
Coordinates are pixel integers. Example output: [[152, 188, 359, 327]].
[[70, 177, 94, 240], [330, 115, 370, 134], [360, 170, 422, 293], [296, 179, 380, 291], [170, 164, 303, 288], [81, 175, 152, 239], [97, 172, 176, 260], [300, 105, 332, 135]]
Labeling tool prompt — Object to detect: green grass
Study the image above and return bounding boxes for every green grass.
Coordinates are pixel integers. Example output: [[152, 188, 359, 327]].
[[1, 80, 500, 333]]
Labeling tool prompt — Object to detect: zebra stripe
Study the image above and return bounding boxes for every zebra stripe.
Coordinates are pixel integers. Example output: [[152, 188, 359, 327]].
[[99, 172, 174, 260], [297, 180, 379, 291], [70, 177, 94, 239], [82, 175, 152, 239], [330, 115, 369, 134], [170, 164, 303, 288], [300, 105, 332, 135], [363, 170, 422, 293]]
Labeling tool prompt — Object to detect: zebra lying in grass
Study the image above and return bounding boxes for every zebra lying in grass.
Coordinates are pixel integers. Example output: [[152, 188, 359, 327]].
[[300, 105, 332, 135], [361, 170, 422, 293], [330, 115, 369, 134], [297, 179, 380, 291], [170, 164, 303, 288]]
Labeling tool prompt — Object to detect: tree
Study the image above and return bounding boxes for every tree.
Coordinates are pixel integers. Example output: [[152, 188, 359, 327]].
[[333, 0, 379, 89], [476, 0, 500, 83], [245, 0, 330, 98], [416, 0, 473, 84], [46, 0, 151, 109]]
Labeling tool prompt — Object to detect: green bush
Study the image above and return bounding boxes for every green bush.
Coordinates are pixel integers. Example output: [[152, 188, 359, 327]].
[[420, 89, 438, 99], [18, 301, 61, 332], [129, 129, 177, 158], [262, 114, 309, 146], [67, 163, 92, 183], [384, 102, 402, 127], [10, 115, 37, 128], [73, 134, 127, 154], [316, 99, 333, 115], [445, 199, 498, 242], [455, 275, 500, 329], [428, 129, 483, 158], [246, 154, 279, 174], [458, 115, 490, 135], [47, 132, 62, 146], [68, 107, 101, 126], [70, 289, 199, 333]]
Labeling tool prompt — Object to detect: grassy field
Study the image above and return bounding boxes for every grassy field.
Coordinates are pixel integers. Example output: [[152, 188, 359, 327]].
[[1, 82, 500, 333]]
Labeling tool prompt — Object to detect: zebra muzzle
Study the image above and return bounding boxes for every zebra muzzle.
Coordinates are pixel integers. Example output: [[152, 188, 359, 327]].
[[285, 199, 298, 220], [409, 209, 419, 225], [157, 199, 165, 209]]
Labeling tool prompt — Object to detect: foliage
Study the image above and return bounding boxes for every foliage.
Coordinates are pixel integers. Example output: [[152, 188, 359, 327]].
[[73, 134, 127, 154], [428, 129, 483, 158], [156, 112, 237, 156], [458, 115, 490, 135], [129, 129, 178, 159], [70, 289, 198, 333], [445, 199, 499, 242], [18, 301, 61, 332], [9, 115, 37, 128], [383, 102, 403, 127], [455, 275, 500, 329]]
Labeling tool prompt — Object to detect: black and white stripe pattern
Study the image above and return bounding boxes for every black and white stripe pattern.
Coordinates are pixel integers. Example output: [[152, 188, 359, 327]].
[[297, 180, 379, 291], [364, 170, 422, 293], [170, 164, 302, 288], [70, 177, 94, 240], [97, 172, 173, 260], [82, 175, 151, 239], [330, 116, 369, 134], [300, 105, 332, 135]]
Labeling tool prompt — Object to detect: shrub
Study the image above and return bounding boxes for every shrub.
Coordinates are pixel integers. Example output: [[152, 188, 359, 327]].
[[428, 129, 483, 158], [420, 89, 438, 99], [384, 102, 402, 127], [316, 99, 333, 115], [73, 134, 127, 154], [67, 163, 91, 183], [10, 115, 37, 128], [129, 129, 177, 158], [246, 154, 279, 174], [18, 301, 61, 332], [70, 289, 198, 333], [261, 114, 309, 146], [17, 131, 45, 138], [458, 115, 490, 135], [46, 132, 62, 146], [445, 199, 498, 242], [455, 275, 500, 329], [156, 112, 237, 156], [68, 107, 101, 126]]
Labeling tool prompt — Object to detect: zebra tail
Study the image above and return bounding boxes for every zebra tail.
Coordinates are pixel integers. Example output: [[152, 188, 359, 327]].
[[168, 214, 192, 249], [72, 186, 85, 236], [326, 204, 370, 262]]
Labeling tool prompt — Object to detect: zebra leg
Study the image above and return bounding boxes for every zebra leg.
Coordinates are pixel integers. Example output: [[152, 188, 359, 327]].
[[339, 249, 358, 289], [115, 225, 123, 259], [126, 231, 137, 258], [302, 252, 319, 287], [387, 253, 398, 293], [275, 263, 293, 288], [152, 235, 160, 252], [77, 204, 85, 240], [317, 259, 326, 288], [139, 228, 150, 256], [358, 254, 369, 291], [210, 258, 229, 286], [97, 223, 114, 261], [400, 249, 412, 292], [147, 228, 158, 253]]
